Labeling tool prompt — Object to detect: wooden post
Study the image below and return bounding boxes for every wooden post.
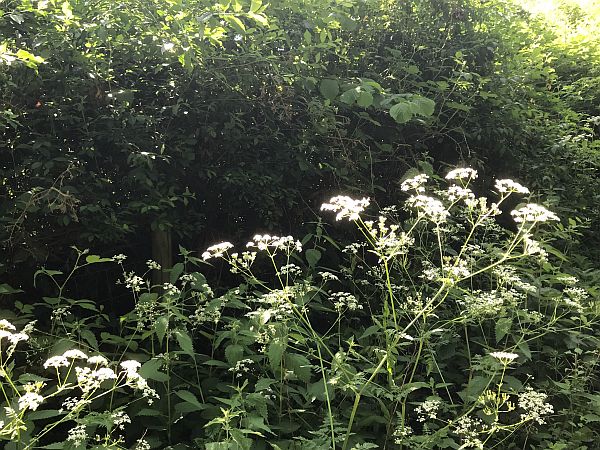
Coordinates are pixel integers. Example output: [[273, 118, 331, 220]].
[[151, 229, 172, 287]]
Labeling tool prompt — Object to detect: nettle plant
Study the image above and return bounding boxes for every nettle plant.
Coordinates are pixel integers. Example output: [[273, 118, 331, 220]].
[[3, 167, 597, 449]]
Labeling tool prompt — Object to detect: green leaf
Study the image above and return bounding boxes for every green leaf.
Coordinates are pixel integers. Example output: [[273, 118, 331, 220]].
[[175, 390, 206, 410], [412, 96, 435, 116], [339, 88, 358, 104], [319, 79, 339, 100], [267, 340, 285, 372], [28, 410, 63, 421], [225, 15, 246, 33], [140, 358, 170, 382], [85, 254, 112, 264], [357, 90, 374, 108], [516, 340, 532, 360], [248, 12, 268, 26], [155, 315, 169, 345], [250, 0, 262, 13], [285, 353, 312, 382], [170, 263, 185, 284], [389, 102, 412, 123], [305, 248, 321, 267], [174, 329, 195, 357], [225, 344, 244, 363], [0, 284, 23, 294], [495, 317, 512, 342]]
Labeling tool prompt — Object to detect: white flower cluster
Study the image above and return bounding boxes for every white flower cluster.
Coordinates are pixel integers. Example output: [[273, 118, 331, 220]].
[[278, 263, 303, 276], [321, 195, 370, 221], [202, 242, 234, 260], [246, 235, 302, 253], [489, 351, 519, 364], [67, 424, 88, 447], [330, 292, 361, 312], [400, 174, 429, 192], [76, 366, 117, 394], [228, 358, 255, 378], [162, 282, 180, 296], [446, 167, 478, 181], [124, 272, 145, 292], [120, 360, 159, 404], [229, 251, 257, 273], [0, 319, 29, 346], [112, 254, 127, 263], [454, 415, 484, 449], [461, 290, 505, 317], [364, 216, 414, 259], [511, 204, 559, 223], [146, 259, 161, 270], [18, 382, 45, 411], [415, 398, 442, 422], [495, 179, 530, 194], [518, 387, 554, 424], [406, 195, 449, 223], [392, 424, 413, 444], [445, 185, 475, 203], [318, 271, 339, 282]]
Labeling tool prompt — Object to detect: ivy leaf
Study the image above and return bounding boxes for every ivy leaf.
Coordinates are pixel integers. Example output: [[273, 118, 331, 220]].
[[319, 79, 339, 100]]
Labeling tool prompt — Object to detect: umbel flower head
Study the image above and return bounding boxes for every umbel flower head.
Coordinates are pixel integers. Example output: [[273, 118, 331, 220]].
[[321, 196, 370, 221], [511, 204, 559, 223]]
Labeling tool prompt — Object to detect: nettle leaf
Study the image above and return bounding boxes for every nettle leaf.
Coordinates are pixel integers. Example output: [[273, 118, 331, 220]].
[[225, 344, 244, 363], [285, 353, 312, 382], [495, 317, 512, 342], [174, 329, 195, 357], [155, 315, 169, 345], [267, 340, 285, 372], [175, 390, 206, 411], [140, 358, 170, 382], [319, 79, 339, 100]]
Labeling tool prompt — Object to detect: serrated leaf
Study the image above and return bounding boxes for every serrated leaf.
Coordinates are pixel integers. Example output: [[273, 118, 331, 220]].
[[267, 341, 285, 372], [495, 317, 512, 342], [155, 315, 169, 345], [140, 358, 170, 382], [285, 353, 312, 382], [225, 344, 244, 364], [174, 329, 195, 357], [319, 79, 339, 100], [175, 390, 206, 410]]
